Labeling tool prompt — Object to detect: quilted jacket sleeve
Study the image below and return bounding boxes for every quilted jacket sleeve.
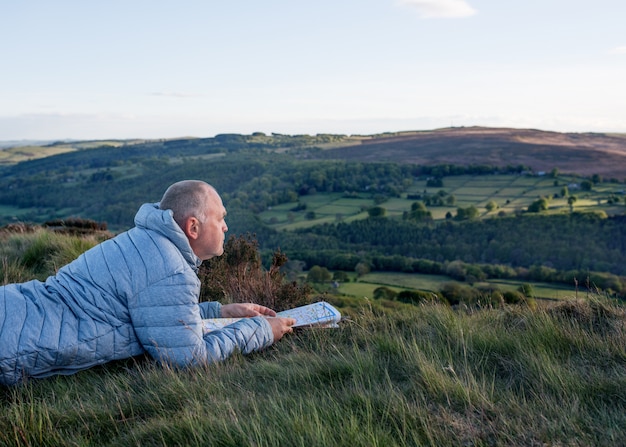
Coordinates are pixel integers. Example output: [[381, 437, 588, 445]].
[[128, 272, 274, 368], [198, 301, 222, 319]]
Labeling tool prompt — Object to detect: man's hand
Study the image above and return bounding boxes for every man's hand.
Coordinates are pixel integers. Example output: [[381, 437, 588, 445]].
[[221, 303, 277, 318], [266, 317, 296, 342], [220, 303, 295, 341]]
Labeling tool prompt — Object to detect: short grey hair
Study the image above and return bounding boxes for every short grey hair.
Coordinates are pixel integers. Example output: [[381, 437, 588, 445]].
[[158, 180, 213, 227]]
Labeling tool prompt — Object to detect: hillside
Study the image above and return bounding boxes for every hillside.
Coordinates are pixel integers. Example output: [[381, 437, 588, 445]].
[[315, 127, 626, 179], [2, 127, 626, 180], [1, 229, 625, 446], [0, 126, 625, 293]]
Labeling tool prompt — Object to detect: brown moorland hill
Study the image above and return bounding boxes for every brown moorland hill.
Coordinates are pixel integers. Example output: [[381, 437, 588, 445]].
[[315, 127, 626, 179]]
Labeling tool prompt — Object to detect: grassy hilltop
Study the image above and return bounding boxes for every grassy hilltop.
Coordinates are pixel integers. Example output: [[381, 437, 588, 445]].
[[1, 127, 626, 444], [1, 228, 626, 446], [313, 127, 626, 180]]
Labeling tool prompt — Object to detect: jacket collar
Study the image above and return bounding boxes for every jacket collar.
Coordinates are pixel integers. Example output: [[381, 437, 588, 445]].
[[134, 203, 203, 270]]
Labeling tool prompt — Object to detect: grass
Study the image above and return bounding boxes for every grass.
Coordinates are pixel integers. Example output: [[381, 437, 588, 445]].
[[1, 229, 625, 445], [2, 298, 626, 446], [0, 228, 105, 281], [0, 140, 133, 165], [0, 145, 76, 165], [259, 174, 626, 230], [337, 271, 578, 301]]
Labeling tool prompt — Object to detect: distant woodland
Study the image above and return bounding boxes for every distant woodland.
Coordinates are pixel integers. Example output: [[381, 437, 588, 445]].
[[1, 128, 625, 296]]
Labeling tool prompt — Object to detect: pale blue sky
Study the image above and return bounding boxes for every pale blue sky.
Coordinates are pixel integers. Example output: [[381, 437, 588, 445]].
[[1, 0, 625, 140]]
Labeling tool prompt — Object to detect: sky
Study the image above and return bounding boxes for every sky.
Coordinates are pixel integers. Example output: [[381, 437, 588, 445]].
[[1, 0, 625, 141]]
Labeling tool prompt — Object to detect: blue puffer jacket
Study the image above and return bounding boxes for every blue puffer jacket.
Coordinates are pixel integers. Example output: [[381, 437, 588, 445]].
[[0, 203, 274, 386]]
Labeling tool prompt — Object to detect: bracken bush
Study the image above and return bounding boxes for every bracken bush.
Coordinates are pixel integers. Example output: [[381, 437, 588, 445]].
[[199, 233, 313, 311]]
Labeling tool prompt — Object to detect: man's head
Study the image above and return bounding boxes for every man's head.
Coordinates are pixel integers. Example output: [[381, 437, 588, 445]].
[[159, 180, 228, 260]]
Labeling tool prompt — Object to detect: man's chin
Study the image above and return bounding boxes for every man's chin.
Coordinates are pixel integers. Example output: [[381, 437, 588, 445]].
[[203, 250, 224, 261]]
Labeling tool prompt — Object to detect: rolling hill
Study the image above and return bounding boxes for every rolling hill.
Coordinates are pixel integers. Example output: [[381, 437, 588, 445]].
[[314, 127, 626, 179], [2, 126, 626, 179]]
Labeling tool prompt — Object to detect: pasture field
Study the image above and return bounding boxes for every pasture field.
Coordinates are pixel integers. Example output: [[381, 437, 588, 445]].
[[0, 205, 33, 220], [259, 173, 626, 229], [0, 145, 76, 165], [0, 205, 77, 224], [336, 271, 578, 301], [484, 279, 580, 300], [265, 193, 372, 230], [0, 140, 133, 165]]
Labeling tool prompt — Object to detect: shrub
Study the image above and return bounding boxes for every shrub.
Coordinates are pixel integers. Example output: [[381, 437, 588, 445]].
[[373, 286, 397, 300], [440, 282, 476, 306], [199, 234, 312, 311], [367, 206, 386, 218], [485, 200, 498, 212], [502, 290, 522, 304], [396, 289, 443, 305], [518, 283, 535, 297], [527, 198, 549, 212]]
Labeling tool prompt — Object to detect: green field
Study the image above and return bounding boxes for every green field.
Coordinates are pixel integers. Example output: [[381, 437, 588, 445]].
[[335, 271, 578, 301], [0, 140, 136, 165], [0, 204, 78, 223], [259, 173, 626, 230]]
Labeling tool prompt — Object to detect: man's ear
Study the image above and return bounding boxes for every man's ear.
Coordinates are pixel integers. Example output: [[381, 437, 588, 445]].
[[183, 216, 200, 240]]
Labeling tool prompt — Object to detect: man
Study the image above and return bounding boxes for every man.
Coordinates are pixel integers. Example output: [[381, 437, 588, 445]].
[[0, 180, 295, 386]]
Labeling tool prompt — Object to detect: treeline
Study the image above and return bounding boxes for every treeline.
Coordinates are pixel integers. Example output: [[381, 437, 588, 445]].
[[278, 247, 626, 298], [263, 212, 626, 296], [293, 212, 626, 274], [0, 132, 532, 231], [1, 134, 625, 298], [0, 153, 422, 228], [5, 133, 344, 178]]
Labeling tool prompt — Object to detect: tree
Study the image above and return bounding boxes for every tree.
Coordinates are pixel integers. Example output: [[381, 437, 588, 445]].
[[307, 265, 332, 283], [581, 180, 593, 191], [332, 271, 350, 282], [396, 290, 436, 305], [485, 200, 498, 212], [426, 177, 443, 187], [445, 260, 467, 281], [405, 201, 432, 222], [355, 261, 371, 277], [567, 195, 578, 212], [367, 206, 386, 218], [373, 286, 397, 300], [455, 205, 479, 221], [527, 198, 549, 213]]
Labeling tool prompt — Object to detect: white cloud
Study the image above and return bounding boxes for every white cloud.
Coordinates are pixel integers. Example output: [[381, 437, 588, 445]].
[[608, 46, 626, 55], [397, 0, 477, 18]]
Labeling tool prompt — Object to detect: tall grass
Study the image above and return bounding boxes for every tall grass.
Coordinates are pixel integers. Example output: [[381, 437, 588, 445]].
[[0, 228, 101, 281], [2, 298, 625, 446], [2, 229, 626, 446]]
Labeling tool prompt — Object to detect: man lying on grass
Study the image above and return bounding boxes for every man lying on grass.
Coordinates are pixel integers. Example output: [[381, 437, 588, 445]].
[[0, 180, 295, 386]]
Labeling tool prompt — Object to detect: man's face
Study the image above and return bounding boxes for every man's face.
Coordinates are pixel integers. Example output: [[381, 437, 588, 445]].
[[192, 188, 228, 260]]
